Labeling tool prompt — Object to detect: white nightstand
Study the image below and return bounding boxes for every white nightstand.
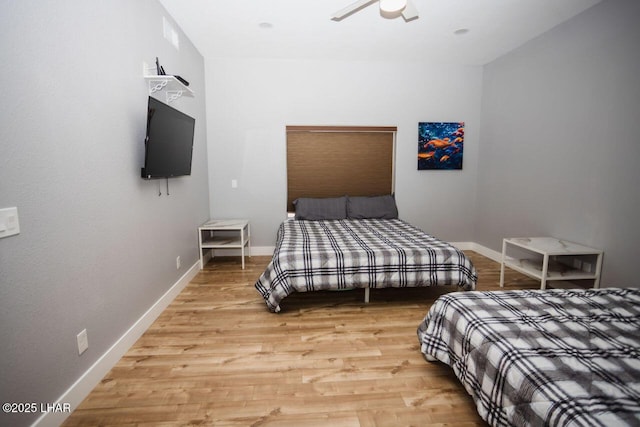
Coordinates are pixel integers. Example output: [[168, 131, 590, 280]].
[[198, 219, 251, 269], [500, 237, 603, 290]]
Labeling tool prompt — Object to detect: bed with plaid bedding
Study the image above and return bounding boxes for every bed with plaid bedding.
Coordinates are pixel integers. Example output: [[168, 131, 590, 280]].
[[417, 287, 640, 427], [254, 218, 477, 312]]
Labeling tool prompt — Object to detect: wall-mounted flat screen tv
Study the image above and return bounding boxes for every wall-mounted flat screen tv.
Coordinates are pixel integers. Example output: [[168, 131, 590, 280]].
[[141, 96, 195, 179]]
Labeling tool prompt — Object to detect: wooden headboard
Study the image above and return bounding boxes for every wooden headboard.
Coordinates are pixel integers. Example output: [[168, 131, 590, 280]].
[[286, 126, 396, 212]]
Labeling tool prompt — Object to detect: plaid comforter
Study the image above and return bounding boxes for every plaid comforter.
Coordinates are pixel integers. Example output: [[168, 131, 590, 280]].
[[417, 287, 640, 427], [255, 219, 477, 312]]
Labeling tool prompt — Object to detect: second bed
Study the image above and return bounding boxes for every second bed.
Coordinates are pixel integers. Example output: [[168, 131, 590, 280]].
[[254, 217, 477, 312]]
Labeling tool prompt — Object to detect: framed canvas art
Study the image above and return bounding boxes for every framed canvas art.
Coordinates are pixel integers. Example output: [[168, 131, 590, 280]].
[[418, 122, 464, 170]]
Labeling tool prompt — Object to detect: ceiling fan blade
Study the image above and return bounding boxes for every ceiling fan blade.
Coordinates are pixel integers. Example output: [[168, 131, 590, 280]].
[[331, 0, 378, 20], [401, 0, 419, 21]]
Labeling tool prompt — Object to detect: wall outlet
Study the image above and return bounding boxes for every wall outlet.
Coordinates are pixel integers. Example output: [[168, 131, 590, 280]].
[[572, 258, 582, 270], [231, 179, 238, 189], [176, 256, 181, 270], [582, 262, 592, 273], [77, 329, 89, 355]]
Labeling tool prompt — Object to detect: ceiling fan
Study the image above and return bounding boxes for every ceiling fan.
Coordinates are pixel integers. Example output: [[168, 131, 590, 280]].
[[331, 0, 419, 22]]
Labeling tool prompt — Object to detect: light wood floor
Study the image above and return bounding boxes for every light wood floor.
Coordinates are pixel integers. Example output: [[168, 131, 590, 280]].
[[63, 251, 541, 426]]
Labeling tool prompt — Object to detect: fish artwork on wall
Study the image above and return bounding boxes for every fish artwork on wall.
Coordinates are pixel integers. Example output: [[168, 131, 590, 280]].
[[418, 122, 464, 170]]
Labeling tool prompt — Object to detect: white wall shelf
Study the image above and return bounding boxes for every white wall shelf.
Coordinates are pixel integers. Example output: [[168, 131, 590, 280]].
[[144, 75, 194, 103]]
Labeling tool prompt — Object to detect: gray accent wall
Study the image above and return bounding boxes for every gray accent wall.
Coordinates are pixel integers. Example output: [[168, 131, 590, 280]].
[[205, 58, 483, 246], [476, 0, 640, 287], [0, 1, 209, 425]]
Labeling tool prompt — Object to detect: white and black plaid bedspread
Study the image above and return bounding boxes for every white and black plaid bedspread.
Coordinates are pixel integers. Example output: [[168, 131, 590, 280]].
[[417, 287, 640, 427], [255, 219, 477, 312]]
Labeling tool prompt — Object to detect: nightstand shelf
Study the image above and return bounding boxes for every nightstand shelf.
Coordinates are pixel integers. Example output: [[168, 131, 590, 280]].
[[198, 219, 251, 269], [499, 237, 603, 290]]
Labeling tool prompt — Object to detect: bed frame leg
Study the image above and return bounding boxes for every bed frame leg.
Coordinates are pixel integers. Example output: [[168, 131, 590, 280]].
[[364, 286, 370, 303]]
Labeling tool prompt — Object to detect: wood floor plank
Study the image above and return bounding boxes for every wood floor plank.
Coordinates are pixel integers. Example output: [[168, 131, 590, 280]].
[[63, 251, 541, 426]]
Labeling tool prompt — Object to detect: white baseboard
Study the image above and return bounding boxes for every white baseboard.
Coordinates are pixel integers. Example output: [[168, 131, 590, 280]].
[[451, 241, 502, 263], [469, 242, 503, 263], [211, 244, 502, 261], [33, 261, 201, 427], [213, 244, 500, 262], [450, 241, 474, 251], [212, 245, 275, 257]]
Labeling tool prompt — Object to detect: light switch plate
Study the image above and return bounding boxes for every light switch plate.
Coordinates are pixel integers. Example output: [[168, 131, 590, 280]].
[[0, 207, 20, 239], [77, 329, 89, 355]]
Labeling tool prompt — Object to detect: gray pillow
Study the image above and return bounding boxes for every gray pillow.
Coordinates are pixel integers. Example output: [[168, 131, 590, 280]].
[[347, 195, 398, 219], [293, 196, 347, 220]]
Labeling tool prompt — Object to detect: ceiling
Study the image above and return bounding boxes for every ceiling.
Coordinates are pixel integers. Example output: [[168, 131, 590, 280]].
[[157, 0, 601, 65]]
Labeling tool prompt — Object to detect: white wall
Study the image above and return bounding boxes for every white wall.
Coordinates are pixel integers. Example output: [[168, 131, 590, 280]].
[[476, 0, 640, 287], [0, 1, 209, 425], [205, 58, 483, 246]]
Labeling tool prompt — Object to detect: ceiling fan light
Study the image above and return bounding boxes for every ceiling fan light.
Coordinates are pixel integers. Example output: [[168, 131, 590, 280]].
[[379, 0, 406, 13]]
